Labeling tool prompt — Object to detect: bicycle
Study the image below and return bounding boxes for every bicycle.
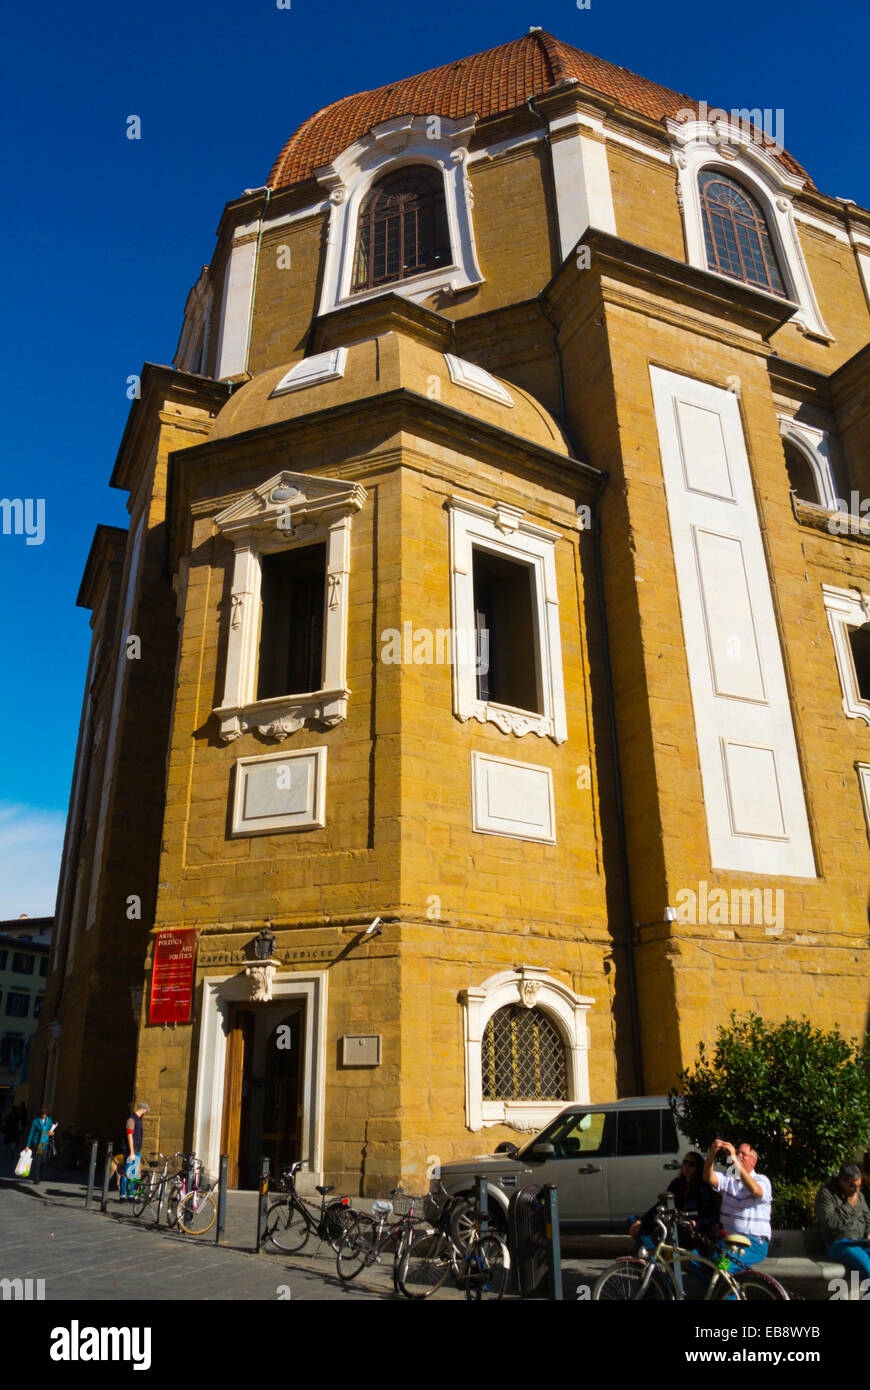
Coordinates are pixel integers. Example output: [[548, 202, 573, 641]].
[[593, 1194, 790, 1302], [396, 1182, 510, 1300], [175, 1167, 221, 1235], [131, 1152, 203, 1228], [265, 1160, 359, 1254], [335, 1188, 431, 1285]]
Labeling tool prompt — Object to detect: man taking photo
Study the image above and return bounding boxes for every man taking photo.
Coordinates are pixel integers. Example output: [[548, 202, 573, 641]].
[[703, 1138, 772, 1269]]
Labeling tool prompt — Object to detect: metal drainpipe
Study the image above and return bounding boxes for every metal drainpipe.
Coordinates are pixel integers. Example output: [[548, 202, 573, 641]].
[[537, 293, 645, 1097], [244, 186, 271, 375], [527, 97, 563, 261]]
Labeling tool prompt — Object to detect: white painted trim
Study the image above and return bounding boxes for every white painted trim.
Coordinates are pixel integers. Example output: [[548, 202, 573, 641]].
[[459, 967, 594, 1132], [192, 970, 328, 1183], [667, 121, 832, 341], [650, 366, 816, 877], [313, 114, 483, 313], [549, 115, 616, 259], [822, 584, 870, 725], [777, 417, 840, 511], [271, 347, 347, 397], [231, 746, 327, 836], [215, 238, 258, 380], [443, 354, 514, 407], [793, 209, 851, 246], [214, 470, 366, 742], [447, 495, 568, 744]]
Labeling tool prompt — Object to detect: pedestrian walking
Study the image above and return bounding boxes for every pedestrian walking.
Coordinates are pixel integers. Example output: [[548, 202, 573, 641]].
[[26, 1106, 56, 1185], [119, 1102, 149, 1202]]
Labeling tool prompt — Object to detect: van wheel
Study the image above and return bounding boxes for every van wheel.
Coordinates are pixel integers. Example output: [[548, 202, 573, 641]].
[[451, 1196, 507, 1251]]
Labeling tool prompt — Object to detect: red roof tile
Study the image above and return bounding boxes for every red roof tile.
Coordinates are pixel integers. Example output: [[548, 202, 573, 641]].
[[266, 30, 812, 191]]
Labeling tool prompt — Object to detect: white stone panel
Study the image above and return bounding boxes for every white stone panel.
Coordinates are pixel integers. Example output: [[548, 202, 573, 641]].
[[693, 529, 765, 701], [471, 751, 555, 842]]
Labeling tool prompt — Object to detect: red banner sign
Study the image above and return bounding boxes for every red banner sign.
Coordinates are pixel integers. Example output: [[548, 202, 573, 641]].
[[149, 930, 197, 1024]]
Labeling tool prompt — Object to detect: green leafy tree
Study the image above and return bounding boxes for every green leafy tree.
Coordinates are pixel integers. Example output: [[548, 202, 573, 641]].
[[670, 1012, 870, 1225]]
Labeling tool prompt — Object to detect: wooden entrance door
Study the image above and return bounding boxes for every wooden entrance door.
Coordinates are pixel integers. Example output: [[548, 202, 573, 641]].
[[221, 1002, 306, 1189], [259, 1007, 305, 1180], [221, 1006, 254, 1190]]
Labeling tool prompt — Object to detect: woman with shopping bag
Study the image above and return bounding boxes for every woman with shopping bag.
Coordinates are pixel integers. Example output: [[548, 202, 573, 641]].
[[26, 1107, 55, 1185]]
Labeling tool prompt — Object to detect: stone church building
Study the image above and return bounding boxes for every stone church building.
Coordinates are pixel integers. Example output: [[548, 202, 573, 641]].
[[33, 30, 870, 1190]]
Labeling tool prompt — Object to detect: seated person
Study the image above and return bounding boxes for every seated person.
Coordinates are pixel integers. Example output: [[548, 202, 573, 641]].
[[815, 1163, 870, 1280], [630, 1151, 717, 1251]]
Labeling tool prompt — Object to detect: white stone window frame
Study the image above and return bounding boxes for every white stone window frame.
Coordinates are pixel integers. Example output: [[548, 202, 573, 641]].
[[822, 583, 870, 724], [447, 495, 568, 743], [313, 114, 484, 315], [778, 417, 840, 512], [666, 118, 832, 342], [174, 266, 213, 376], [214, 469, 367, 743], [459, 967, 594, 1132]]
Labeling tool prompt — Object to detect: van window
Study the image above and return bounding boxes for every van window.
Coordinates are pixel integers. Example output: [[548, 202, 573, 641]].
[[616, 1109, 661, 1157], [520, 1109, 615, 1159]]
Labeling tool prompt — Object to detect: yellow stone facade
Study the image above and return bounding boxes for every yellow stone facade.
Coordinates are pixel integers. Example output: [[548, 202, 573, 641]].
[[33, 34, 869, 1193]]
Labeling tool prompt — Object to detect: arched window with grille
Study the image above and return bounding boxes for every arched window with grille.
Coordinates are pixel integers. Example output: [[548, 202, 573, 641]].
[[482, 1004, 568, 1103], [353, 166, 451, 292], [698, 171, 786, 296]]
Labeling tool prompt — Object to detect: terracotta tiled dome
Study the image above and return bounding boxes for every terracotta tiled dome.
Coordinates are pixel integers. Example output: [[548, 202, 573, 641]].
[[267, 30, 812, 191]]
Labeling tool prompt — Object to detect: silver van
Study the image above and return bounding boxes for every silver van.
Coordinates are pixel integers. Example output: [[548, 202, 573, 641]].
[[436, 1096, 691, 1232]]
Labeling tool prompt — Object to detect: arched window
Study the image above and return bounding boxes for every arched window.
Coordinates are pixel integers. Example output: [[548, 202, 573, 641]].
[[353, 166, 451, 292], [783, 440, 822, 505], [699, 171, 786, 296], [482, 1004, 568, 1102]]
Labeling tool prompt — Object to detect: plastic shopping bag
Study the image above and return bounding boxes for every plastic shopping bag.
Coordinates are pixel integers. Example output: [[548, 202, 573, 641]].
[[14, 1147, 32, 1176]]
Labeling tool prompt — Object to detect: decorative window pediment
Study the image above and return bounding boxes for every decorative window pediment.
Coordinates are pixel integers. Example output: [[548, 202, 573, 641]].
[[314, 113, 483, 313], [459, 968, 594, 1132], [213, 470, 367, 743], [666, 117, 832, 341]]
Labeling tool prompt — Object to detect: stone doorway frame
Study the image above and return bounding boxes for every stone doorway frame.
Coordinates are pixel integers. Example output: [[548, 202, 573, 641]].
[[192, 970, 328, 1183]]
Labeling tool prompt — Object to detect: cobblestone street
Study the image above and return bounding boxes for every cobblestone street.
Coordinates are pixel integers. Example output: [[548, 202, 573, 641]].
[[0, 1178, 612, 1302]]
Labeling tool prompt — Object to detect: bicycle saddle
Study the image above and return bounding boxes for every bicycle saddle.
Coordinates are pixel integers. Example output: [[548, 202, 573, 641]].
[[372, 1200, 393, 1215], [315, 1184, 334, 1195], [721, 1232, 751, 1247]]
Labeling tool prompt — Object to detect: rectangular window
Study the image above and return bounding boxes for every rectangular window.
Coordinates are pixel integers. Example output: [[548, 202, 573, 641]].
[[661, 1109, 680, 1153], [12, 953, 34, 975], [39, 957, 48, 977], [257, 544, 326, 700], [617, 1108, 662, 1157], [0, 950, 6, 970], [472, 548, 540, 711], [33, 995, 43, 1018], [849, 625, 870, 702], [0, 1034, 25, 1066], [5, 993, 29, 1018]]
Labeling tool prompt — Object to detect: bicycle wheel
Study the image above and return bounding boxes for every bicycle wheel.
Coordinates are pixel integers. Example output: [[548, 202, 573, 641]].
[[728, 1270, 790, 1301], [323, 1202, 360, 1254], [396, 1229, 453, 1299], [450, 1197, 507, 1251], [166, 1184, 182, 1229], [336, 1214, 377, 1281], [463, 1234, 509, 1301], [593, 1258, 672, 1301], [176, 1188, 217, 1236], [131, 1176, 155, 1218], [266, 1196, 310, 1253]]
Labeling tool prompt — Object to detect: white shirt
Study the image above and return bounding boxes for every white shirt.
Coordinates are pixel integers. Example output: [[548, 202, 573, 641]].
[[717, 1169, 772, 1241]]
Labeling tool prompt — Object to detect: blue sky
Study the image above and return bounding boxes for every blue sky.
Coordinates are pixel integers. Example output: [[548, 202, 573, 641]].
[[1, 0, 868, 916]]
